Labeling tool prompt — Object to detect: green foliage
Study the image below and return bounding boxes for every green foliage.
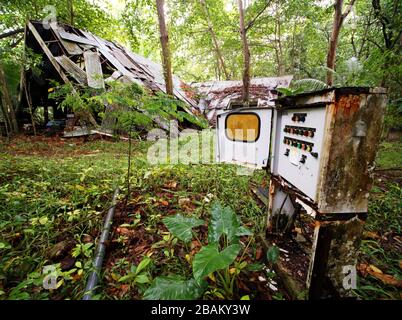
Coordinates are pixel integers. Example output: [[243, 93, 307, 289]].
[[192, 243, 241, 283], [71, 242, 93, 258], [208, 201, 252, 244], [367, 183, 401, 234], [162, 214, 204, 243], [49, 81, 206, 131], [266, 246, 280, 265], [375, 141, 402, 170], [0, 0, 121, 43], [118, 256, 152, 287], [146, 201, 252, 300], [278, 78, 329, 96], [0, 138, 137, 299], [143, 276, 207, 300]]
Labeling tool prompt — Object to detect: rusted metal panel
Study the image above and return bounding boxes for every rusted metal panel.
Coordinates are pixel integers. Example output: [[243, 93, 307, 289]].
[[316, 91, 387, 213], [50, 24, 83, 55], [58, 28, 97, 46], [111, 50, 137, 70], [59, 39, 83, 55], [307, 217, 364, 299], [193, 76, 293, 126], [55, 55, 87, 84], [83, 51, 105, 89]]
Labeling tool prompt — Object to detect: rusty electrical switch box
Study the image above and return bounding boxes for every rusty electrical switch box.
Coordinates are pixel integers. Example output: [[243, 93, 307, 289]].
[[268, 87, 387, 298], [216, 86, 387, 299]]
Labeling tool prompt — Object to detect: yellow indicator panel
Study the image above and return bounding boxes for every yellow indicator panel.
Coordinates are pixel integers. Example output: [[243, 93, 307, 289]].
[[225, 113, 260, 142]]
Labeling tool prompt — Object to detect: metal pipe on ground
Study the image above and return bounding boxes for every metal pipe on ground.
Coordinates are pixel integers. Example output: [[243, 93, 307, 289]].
[[83, 188, 120, 300]]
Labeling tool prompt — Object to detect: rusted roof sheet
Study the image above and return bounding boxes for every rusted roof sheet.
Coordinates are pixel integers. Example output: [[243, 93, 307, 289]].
[[30, 20, 197, 111], [83, 51, 105, 89], [193, 76, 293, 125]]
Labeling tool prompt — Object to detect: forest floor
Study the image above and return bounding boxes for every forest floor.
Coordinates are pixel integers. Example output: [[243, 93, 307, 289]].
[[0, 134, 400, 300]]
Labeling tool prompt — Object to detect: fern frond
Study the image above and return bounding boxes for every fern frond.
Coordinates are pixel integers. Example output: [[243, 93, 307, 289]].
[[291, 78, 330, 93]]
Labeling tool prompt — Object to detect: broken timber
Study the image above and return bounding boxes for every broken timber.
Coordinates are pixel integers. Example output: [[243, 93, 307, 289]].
[[24, 20, 198, 131]]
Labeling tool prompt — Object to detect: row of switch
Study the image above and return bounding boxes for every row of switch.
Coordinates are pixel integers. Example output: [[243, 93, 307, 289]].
[[283, 138, 313, 152], [284, 127, 315, 137], [291, 114, 306, 122]]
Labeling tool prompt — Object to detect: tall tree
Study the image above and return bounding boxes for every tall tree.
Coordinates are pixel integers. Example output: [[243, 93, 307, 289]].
[[274, 0, 285, 76], [199, 0, 230, 80], [68, 0, 74, 26], [326, 0, 356, 86], [0, 62, 19, 134], [238, 0, 251, 105], [156, 0, 173, 96]]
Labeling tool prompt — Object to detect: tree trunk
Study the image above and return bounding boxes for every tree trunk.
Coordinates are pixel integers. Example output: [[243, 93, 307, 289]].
[[23, 78, 36, 135], [199, 0, 230, 80], [326, 0, 356, 86], [275, 1, 285, 76], [0, 62, 19, 134], [68, 0, 74, 26], [156, 0, 174, 96], [238, 0, 250, 106]]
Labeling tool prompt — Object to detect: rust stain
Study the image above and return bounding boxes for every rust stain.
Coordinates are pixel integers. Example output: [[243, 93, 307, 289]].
[[318, 92, 386, 213], [335, 95, 361, 117]]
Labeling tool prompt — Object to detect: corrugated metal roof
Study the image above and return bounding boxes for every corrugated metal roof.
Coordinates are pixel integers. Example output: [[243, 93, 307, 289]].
[[32, 21, 197, 111], [193, 76, 293, 125]]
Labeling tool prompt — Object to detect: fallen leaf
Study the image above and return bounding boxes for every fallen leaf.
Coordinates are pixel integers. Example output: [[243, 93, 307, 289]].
[[255, 247, 262, 260], [208, 273, 216, 282], [160, 200, 169, 206], [178, 198, 191, 206], [237, 280, 249, 291], [164, 181, 177, 189], [120, 284, 130, 297], [369, 264, 383, 274], [363, 231, 381, 240], [359, 264, 402, 287], [185, 254, 192, 263], [367, 271, 402, 288], [399, 261, 402, 270], [116, 227, 131, 236], [111, 273, 120, 281]]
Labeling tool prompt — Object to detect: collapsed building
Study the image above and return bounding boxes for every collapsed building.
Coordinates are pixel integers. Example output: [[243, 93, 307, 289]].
[[21, 20, 197, 134], [20, 20, 292, 133]]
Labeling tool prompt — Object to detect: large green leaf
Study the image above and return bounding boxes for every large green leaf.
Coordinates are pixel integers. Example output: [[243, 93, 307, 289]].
[[208, 202, 238, 244], [235, 226, 252, 237], [162, 214, 204, 243], [208, 202, 251, 244], [143, 276, 207, 300], [192, 243, 241, 282], [266, 246, 280, 264]]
